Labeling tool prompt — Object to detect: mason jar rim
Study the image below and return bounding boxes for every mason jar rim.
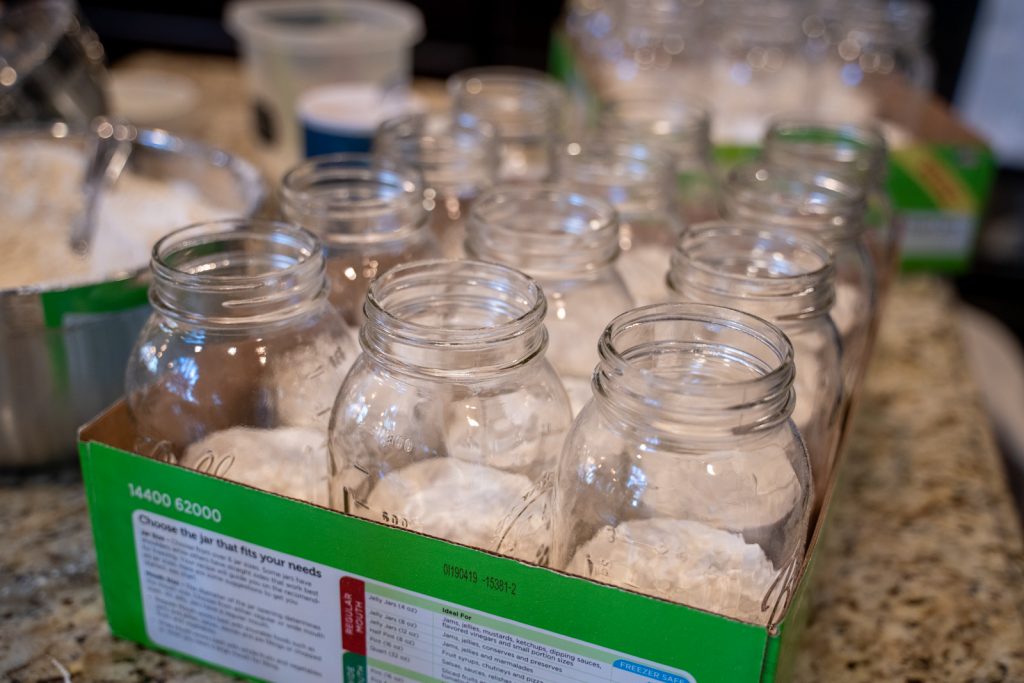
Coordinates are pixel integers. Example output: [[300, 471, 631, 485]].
[[669, 222, 836, 322], [152, 218, 321, 282], [763, 116, 888, 175], [595, 302, 796, 433], [366, 259, 545, 339], [466, 184, 621, 276], [279, 152, 429, 245], [150, 218, 327, 327], [724, 161, 867, 241]]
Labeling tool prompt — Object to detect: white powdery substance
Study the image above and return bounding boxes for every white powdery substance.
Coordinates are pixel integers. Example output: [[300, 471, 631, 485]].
[[181, 426, 329, 506], [443, 390, 560, 474], [271, 333, 358, 431], [831, 281, 863, 342], [617, 245, 672, 306], [566, 518, 778, 625], [641, 447, 801, 532], [792, 345, 828, 437], [362, 458, 546, 562], [561, 376, 594, 418], [0, 141, 233, 290]]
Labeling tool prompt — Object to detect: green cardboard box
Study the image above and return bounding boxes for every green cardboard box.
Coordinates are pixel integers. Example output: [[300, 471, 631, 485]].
[[79, 401, 837, 683]]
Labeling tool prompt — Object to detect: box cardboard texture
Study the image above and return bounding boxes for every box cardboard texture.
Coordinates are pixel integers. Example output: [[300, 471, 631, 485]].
[[549, 31, 997, 274], [79, 400, 843, 683]]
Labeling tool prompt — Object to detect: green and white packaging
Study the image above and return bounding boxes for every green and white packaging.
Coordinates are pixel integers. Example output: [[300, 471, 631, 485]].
[[79, 402, 836, 683]]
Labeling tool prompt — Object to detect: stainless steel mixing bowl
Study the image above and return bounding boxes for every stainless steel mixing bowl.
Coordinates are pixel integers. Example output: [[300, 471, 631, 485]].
[[0, 123, 266, 466]]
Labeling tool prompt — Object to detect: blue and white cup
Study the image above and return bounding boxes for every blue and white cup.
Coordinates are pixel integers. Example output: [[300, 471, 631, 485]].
[[297, 83, 421, 158]]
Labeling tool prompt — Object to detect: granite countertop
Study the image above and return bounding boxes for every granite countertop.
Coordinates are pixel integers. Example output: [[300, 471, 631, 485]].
[[3, 53, 1024, 682]]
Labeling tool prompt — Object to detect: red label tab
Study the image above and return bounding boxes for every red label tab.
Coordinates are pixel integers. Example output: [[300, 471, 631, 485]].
[[340, 577, 366, 656]]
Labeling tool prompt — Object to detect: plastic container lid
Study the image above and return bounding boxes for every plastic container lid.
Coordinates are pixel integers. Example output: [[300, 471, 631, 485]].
[[225, 0, 424, 54]]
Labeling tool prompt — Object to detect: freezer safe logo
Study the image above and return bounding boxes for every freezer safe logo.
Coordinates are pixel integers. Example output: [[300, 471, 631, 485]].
[[614, 659, 697, 683]]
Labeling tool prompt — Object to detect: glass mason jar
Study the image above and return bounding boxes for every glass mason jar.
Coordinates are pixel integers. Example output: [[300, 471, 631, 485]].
[[329, 260, 573, 564], [722, 161, 877, 399], [125, 220, 358, 506], [553, 303, 812, 626], [591, 0, 709, 100], [374, 110, 500, 259], [557, 139, 683, 306], [279, 153, 440, 327], [599, 92, 719, 225], [465, 185, 634, 414], [814, 0, 934, 132], [668, 222, 843, 510], [447, 66, 567, 183], [763, 116, 896, 298], [705, 0, 813, 143]]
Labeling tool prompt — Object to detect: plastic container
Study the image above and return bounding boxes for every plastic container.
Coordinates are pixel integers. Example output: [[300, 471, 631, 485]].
[[225, 0, 424, 167]]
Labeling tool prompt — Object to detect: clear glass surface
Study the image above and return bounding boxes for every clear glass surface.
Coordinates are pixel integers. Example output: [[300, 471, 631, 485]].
[[557, 139, 683, 306], [374, 110, 500, 259], [813, 0, 935, 130], [329, 260, 573, 564], [705, 0, 813, 140], [762, 116, 896, 298], [447, 67, 566, 182], [553, 303, 811, 625], [279, 153, 440, 326], [722, 161, 877, 399], [125, 220, 358, 506], [668, 221, 843, 510], [599, 93, 720, 226], [465, 185, 634, 413]]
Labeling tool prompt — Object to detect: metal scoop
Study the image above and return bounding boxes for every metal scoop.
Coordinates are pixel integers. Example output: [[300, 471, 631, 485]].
[[69, 116, 137, 255]]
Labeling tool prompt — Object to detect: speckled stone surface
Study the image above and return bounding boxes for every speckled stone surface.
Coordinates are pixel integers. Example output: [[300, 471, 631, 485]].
[[2, 53, 1024, 682], [790, 278, 1024, 682]]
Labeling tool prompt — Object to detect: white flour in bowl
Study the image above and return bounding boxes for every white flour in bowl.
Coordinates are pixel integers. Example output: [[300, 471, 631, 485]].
[[0, 140, 235, 290]]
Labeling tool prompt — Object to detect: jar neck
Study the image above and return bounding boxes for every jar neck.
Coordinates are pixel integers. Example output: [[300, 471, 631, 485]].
[[361, 259, 548, 379], [150, 220, 327, 328], [374, 111, 500, 199], [762, 118, 889, 189], [465, 185, 620, 279], [279, 153, 429, 248], [668, 222, 835, 323], [710, 0, 807, 45], [722, 161, 868, 245], [594, 303, 795, 440], [558, 140, 677, 220], [447, 67, 566, 141], [599, 96, 713, 163]]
